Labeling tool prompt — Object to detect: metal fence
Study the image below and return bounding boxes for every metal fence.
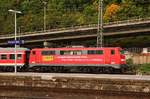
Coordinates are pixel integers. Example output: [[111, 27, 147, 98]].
[[0, 17, 150, 38]]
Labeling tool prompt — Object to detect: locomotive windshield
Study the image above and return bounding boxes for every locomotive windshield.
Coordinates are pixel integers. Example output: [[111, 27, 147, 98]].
[[120, 50, 125, 54]]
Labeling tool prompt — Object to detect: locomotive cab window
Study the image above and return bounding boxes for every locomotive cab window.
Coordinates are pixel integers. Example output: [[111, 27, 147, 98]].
[[120, 50, 125, 54], [88, 50, 103, 55], [41, 51, 55, 55], [32, 51, 36, 55], [1, 54, 7, 59], [111, 50, 115, 55]]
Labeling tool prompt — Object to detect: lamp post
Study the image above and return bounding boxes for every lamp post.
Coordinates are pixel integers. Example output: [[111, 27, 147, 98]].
[[97, 0, 103, 47], [8, 9, 22, 73]]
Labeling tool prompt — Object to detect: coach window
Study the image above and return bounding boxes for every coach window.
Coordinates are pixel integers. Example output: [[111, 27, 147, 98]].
[[9, 54, 15, 60], [17, 54, 22, 60], [41, 51, 55, 55], [1, 54, 7, 60], [111, 50, 115, 55]]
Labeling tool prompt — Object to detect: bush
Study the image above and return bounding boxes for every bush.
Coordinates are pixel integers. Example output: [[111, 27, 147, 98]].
[[126, 58, 138, 74], [138, 64, 150, 75]]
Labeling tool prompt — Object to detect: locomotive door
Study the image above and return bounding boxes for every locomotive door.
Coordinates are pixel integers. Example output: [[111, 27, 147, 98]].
[[110, 49, 116, 64], [31, 51, 38, 63], [104, 49, 111, 64]]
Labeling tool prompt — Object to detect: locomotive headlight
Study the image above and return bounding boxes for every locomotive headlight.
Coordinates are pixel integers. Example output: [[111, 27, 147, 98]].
[[121, 59, 125, 61], [32, 61, 35, 63]]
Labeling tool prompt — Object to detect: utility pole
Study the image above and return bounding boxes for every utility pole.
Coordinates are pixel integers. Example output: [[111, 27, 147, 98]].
[[43, 1, 47, 31], [97, 0, 103, 47]]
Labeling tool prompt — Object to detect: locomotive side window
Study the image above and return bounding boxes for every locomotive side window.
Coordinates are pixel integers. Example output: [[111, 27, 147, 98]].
[[41, 51, 55, 55], [1, 54, 7, 59], [88, 50, 103, 55], [111, 50, 115, 55], [60, 50, 82, 55], [9, 54, 15, 59]]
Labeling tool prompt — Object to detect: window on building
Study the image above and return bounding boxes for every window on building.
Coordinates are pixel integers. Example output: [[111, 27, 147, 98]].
[[148, 48, 150, 52], [1, 54, 7, 59], [88, 50, 103, 55], [41, 51, 55, 55]]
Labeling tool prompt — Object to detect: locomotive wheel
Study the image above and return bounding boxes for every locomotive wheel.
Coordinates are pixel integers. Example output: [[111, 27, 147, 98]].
[[50, 66, 63, 73], [82, 67, 91, 73], [103, 67, 113, 74]]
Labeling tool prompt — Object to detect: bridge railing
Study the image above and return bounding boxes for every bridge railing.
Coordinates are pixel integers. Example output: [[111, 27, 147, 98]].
[[0, 17, 150, 38]]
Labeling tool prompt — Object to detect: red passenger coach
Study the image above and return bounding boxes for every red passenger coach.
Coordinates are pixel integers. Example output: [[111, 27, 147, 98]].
[[0, 48, 30, 71], [29, 47, 127, 73]]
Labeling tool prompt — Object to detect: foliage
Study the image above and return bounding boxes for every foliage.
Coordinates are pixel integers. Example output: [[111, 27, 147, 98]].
[[104, 4, 120, 22], [138, 64, 150, 75], [126, 58, 150, 75], [126, 58, 137, 73], [0, 0, 150, 34]]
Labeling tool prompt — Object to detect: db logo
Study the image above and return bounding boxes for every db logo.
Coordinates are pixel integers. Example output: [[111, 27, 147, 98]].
[[43, 56, 54, 61]]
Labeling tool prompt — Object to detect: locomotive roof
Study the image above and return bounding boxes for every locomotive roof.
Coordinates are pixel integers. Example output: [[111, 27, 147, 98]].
[[32, 47, 121, 51], [0, 47, 29, 52]]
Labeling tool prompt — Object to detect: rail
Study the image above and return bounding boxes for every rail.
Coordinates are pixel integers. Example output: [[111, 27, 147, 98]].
[[0, 17, 150, 38], [0, 96, 51, 99]]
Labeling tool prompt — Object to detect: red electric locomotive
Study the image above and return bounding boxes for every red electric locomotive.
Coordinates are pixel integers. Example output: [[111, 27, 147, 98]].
[[29, 47, 127, 73], [0, 48, 30, 71]]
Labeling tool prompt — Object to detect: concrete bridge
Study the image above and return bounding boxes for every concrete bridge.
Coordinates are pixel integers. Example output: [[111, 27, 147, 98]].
[[0, 73, 149, 99], [0, 18, 150, 48]]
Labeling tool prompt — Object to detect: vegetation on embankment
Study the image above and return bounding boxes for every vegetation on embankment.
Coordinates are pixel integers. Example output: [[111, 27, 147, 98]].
[[126, 59, 150, 75], [137, 64, 150, 75], [0, 0, 150, 34]]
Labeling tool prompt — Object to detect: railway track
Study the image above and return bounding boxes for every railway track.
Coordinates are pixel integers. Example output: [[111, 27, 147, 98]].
[[0, 96, 51, 99], [0, 89, 149, 99]]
